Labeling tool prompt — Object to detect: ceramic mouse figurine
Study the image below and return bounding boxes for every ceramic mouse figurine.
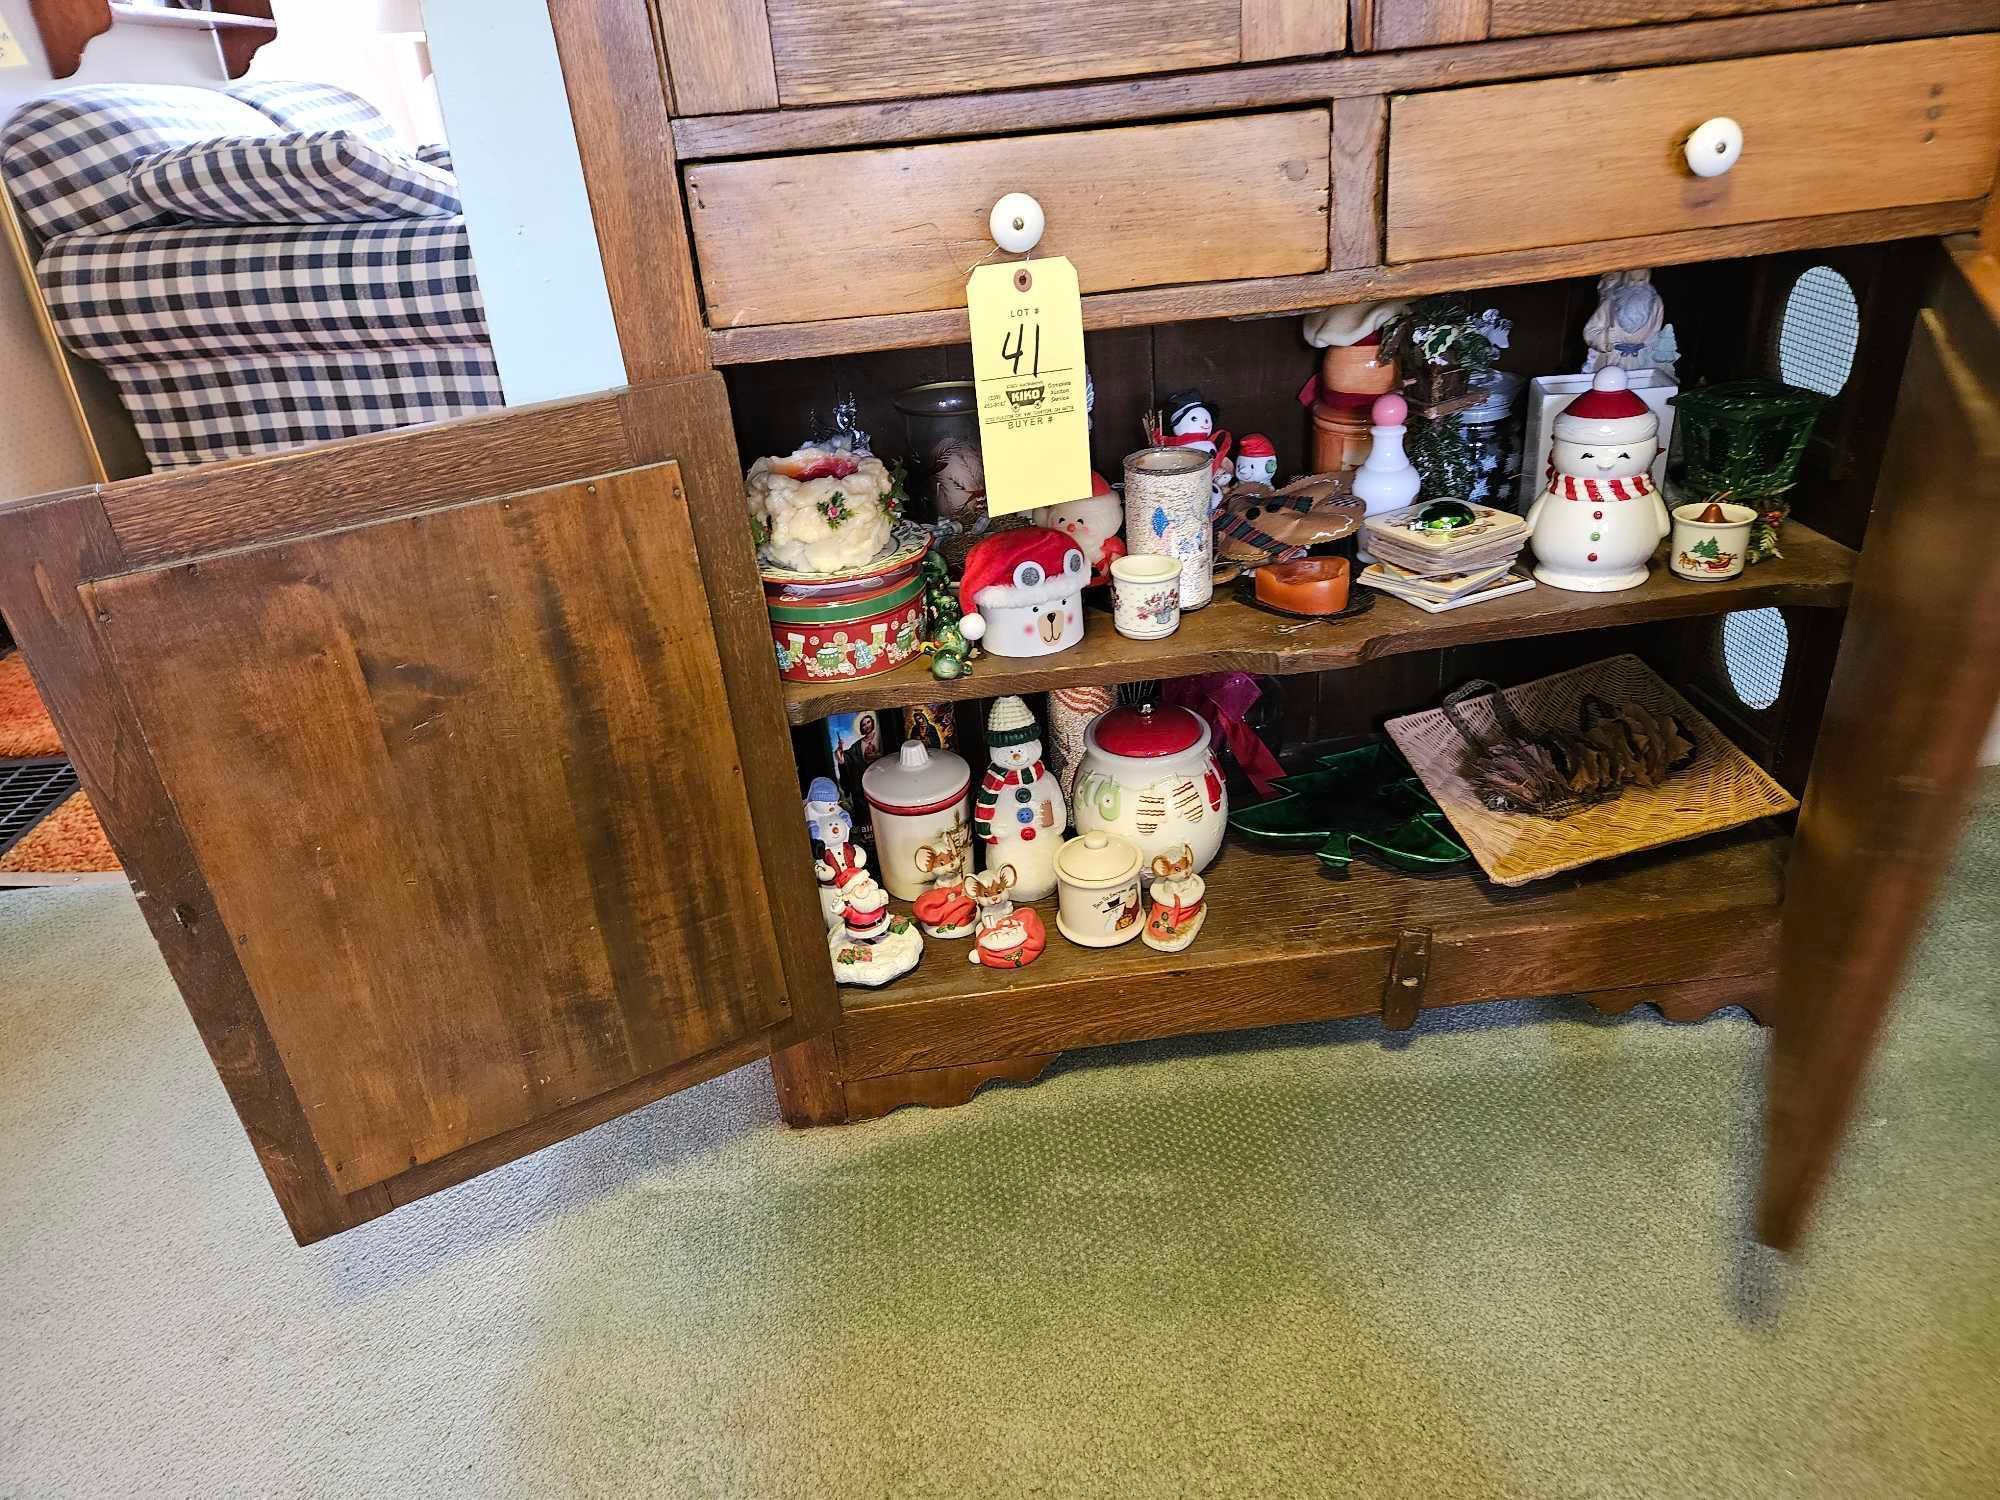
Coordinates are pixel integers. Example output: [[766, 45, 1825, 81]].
[[1142, 843, 1207, 953], [910, 824, 977, 939], [963, 864, 1048, 969], [1526, 367, 1672, 592]]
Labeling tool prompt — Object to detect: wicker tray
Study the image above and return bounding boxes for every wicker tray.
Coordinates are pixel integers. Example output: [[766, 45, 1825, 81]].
[[1384, 654, 1798, 887]]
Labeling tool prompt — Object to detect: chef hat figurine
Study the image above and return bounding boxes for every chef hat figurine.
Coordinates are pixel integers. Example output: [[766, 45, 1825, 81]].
[[956, 526, 1089, 658], [1526, 367, 1672, 592]]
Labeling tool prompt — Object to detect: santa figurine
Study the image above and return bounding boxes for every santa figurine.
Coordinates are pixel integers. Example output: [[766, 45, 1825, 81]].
[[956, 526, 1088, 659], [1160, 390, 1234, 513], [1526, 367, 1671, 592], [1234, 434, 1278, 488], [804, 777, 868, 929], [973, 695, 1065, 902], [1030, 472, 1125, 586]]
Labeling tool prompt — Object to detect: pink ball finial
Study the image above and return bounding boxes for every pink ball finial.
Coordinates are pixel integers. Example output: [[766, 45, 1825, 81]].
[[1371, 393, 1407, 427]]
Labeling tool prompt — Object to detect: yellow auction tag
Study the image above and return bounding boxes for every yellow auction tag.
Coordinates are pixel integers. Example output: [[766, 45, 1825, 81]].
[[966, 257, 1091, 517]]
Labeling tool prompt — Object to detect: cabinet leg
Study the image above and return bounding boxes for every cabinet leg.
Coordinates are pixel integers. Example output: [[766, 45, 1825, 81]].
[[769, 1035, 848, 1127], [843, 1054, 1057, 1122], [1582, 973, 1774, 1026]]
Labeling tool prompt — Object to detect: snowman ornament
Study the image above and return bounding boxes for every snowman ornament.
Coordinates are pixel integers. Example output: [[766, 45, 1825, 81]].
[[956, 527, 1089, 658], [1160, 390, 1234, 513], [1234, 433, 1278, 488], [972, 695, 1066, 902], [1526, 367, 1671, 592]]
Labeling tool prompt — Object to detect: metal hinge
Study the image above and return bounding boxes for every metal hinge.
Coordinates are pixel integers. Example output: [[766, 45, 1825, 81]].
[[1382, 926, 1432, 1031]]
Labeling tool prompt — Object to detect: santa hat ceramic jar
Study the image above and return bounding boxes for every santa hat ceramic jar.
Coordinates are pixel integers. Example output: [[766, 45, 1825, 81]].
[[956, 526, 1088, 658], [862, 740, 972, 901], [1526, 367, 1672, 593], [1073, 703, 1228, 874]]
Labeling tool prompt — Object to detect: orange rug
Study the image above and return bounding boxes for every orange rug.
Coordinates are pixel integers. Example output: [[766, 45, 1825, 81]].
[[0, 651, 121, 880]]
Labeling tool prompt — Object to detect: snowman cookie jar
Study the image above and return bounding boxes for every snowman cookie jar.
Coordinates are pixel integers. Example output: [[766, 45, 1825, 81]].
[[1073, 703, 1227, 875], [972, 696, 1066, 902], [956, 527, 1088, 659], [1527, 368, 1672, 592]]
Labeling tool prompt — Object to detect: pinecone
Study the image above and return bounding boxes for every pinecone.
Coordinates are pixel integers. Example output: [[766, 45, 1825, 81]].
[[1472, 739, 1573, 813]]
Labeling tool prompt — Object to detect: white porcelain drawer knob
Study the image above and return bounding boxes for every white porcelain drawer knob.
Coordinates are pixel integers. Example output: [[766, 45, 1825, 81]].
[[1684, 117, 1744, 178], [989, 192, 1046, 254]]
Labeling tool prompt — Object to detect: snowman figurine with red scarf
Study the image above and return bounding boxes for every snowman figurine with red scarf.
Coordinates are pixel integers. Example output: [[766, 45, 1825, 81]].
[[1527, 367, 1671, 592], [973, 695, 1065, 902]]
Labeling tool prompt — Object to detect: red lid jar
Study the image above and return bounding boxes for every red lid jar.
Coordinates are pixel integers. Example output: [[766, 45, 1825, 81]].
[[1075, 704, 1226, 874], [1090, 704, 1206, 759]]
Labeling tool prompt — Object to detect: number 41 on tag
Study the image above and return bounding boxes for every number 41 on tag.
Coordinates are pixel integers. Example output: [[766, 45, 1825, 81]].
[[966, 256, 1092, 518]]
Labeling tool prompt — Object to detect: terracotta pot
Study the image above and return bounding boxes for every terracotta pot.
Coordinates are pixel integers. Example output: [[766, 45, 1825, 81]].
[[1311, 399, 1373, 472], [1321, 343, 1398, 396]]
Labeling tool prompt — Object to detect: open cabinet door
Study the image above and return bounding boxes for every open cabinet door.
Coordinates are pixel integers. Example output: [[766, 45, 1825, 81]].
[[1761, 242, 2000, 1250], [0, 377, 836, 1244]]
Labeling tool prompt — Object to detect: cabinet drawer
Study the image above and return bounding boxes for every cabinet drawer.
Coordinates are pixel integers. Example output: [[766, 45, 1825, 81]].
[[1386, 36, 2000, 262], [686, 112, 1331, 328], [762, 0, 1343, 106], [1365, 0, 1841, 49]]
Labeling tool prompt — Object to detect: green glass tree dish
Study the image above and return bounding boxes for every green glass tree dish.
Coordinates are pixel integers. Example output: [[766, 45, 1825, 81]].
[[1229, 741, 1470, 874]]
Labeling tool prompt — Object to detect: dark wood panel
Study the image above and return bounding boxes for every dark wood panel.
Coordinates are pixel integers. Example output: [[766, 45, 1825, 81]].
[[103, 396, 633, 566], [839, 832, 1786, 1077], [673, 0, 2000, 158], [708, 201, 1987, 364], [0, 488, 386, 1244], [783, 522, 1856, 724], [87, 464, 791, 1196], [1761, 246, 2000, 1250], [619, 381, 840, 1040]]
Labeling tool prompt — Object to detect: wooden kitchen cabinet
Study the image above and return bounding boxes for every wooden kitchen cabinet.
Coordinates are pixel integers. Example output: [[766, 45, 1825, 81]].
[[2, 0, 1997, 1245]]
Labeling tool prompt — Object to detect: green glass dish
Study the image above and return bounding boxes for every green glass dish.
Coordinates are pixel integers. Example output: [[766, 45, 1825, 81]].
[[1229, 741, 1471, 873]]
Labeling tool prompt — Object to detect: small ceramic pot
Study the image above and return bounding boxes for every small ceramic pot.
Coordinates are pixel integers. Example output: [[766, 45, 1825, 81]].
[[1110, 553, 1182, 639], [1123, 446, 1213, 611], [1311, 398, 1373, 472], [1321, 342, 1398, 396], [862, 740, 972, 901], [1670, 501, 1756, 582], [1053, 831, 1144, 948], [1073, 704, 1228, 874]]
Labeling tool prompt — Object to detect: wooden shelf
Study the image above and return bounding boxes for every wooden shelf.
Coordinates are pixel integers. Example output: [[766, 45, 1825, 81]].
[[836, 825, 1786, 1080], [781, 523, 1856, 725]]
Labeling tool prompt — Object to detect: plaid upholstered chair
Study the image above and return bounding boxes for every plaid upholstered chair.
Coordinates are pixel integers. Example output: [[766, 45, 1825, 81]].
[[0, 81, 501, 473]]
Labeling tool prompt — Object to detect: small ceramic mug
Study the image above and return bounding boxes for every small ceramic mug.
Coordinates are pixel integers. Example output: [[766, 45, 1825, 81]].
[[1110, 553, 1183, 639], [1670, 501, 1756, 582]]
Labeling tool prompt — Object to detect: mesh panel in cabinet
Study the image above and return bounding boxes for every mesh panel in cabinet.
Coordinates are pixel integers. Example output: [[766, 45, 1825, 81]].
[[1775, 265, 1861, 399]]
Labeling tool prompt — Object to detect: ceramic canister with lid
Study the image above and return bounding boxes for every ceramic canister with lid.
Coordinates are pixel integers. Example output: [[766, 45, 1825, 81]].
[[1072, 703, 1228, 874], [862, 739, 972, 900], [1053, 831, 1145, 948]]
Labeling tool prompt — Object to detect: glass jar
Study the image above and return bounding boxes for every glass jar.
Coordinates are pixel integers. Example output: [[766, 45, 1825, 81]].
[[1454, 370, 1525, 512]]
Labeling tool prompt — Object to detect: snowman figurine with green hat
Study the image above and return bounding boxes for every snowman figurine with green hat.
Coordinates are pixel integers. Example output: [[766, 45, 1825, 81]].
[[973, 695, 1066, 902]]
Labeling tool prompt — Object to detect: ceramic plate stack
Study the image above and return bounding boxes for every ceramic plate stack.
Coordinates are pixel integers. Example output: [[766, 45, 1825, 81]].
[[1359, 502, 1533, 611]]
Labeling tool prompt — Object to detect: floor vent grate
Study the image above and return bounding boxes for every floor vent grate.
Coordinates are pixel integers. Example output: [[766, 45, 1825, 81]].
[[0, 758, 80, 860]]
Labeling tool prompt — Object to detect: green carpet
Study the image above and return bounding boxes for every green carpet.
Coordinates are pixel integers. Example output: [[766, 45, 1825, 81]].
[[2, 781, 1995, 1497]]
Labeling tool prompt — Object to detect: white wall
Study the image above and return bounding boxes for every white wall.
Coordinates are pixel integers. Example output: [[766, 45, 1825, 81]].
[[420, 0, 623, 406], [0, 0, 226, 501]]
